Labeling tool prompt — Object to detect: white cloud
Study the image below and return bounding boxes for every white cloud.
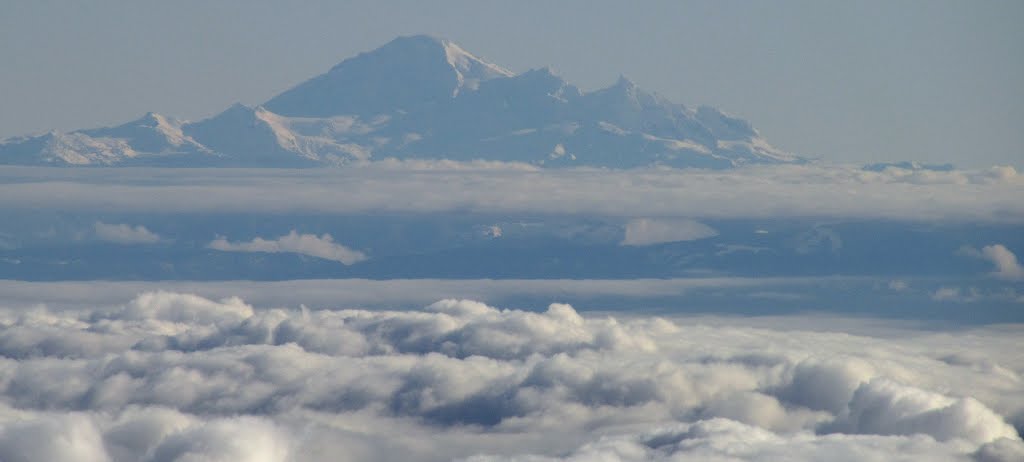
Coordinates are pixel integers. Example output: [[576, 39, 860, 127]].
[[208, 230, 366, 265], [826, 378, 1017, 443], [93, 221, 161, 244], [548, 143, 568, 159], [0, 292, 1020, 461], [981, 245, 1024, 281], [959, 244, 1024, 281], [621, 218, 718, 246]]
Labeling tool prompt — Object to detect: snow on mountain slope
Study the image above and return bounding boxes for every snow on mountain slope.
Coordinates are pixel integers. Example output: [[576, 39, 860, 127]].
[[0, 35, 801, 168], [183, 105, 377, 166], [441, 38, 515, 94], [39, 132, 137, 165], [80, 112, 229, 166], [0, 113, 223, 166], [0, 132, 134, 166], [83, 113, 194, 150]]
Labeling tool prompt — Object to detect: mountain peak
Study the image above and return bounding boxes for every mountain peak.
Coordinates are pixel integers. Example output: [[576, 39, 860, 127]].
[[133, 112, 176, 129], [224, 102, 252, 114], [364, 34, 511, 76], [264, 35, 511, 118], [614, 75, 637, 88]]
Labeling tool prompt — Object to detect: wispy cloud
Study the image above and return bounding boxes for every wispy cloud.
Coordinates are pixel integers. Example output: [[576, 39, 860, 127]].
[[208, 230, 366, 265], [93, 221, 161, 244], [887, 280, 909, 291], [930, 286, 1024, 304]]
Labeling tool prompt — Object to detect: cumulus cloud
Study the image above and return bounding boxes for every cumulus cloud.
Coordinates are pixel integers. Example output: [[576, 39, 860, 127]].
[[0, 292, 1020, 461], [93, 221, 161, 244], [621, 218, 718, 246], [964, 245, 1024, 281], [1, 163, 1022, 222], [208, 230, 366, 265], [826, 378, 1018, 442]]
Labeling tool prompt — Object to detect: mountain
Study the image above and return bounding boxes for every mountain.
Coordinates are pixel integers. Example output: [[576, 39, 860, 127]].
[[0, 35, 801, 168], [264, 35, 513, 117]]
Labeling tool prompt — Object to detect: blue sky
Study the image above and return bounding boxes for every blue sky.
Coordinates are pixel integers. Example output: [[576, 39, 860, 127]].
[[1, 0, 1022, 167]]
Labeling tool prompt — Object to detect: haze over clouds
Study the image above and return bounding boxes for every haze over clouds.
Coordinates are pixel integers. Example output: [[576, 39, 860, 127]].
[[0, 277, 877, 313], [1, 163, 1021, 222], [93, 221, 162, 244], [0, 292, 1020, 461], [208, 230, 367, 265]]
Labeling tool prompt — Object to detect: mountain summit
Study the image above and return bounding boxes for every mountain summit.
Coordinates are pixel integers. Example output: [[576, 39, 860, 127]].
[[265, 35, 513, 117], [1, 35, 800, 168]]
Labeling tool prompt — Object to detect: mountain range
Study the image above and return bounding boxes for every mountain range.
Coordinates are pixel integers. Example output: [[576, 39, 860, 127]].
[[0, 35, 801, 168]]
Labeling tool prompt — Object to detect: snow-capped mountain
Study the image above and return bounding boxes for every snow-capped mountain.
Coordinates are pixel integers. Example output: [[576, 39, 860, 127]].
[[0, 35, 801, 168]]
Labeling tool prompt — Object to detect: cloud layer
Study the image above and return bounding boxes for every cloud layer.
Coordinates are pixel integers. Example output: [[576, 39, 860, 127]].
[[208, 230, 366, 265], [0, 292, 1021, 461], [1, 163, 1021, 222]]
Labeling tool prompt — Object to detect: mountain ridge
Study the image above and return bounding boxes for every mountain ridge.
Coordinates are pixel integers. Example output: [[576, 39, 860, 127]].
[[1, 35, 801, 168]]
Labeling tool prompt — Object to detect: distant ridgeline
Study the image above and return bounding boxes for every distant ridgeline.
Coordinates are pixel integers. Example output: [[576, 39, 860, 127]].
[[0, 35, 801, 169]]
